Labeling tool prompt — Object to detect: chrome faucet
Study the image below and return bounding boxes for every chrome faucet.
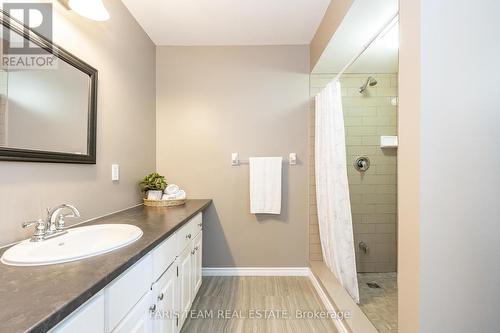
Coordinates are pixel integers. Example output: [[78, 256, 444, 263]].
[[46, 204, 80, 234], [22, 204, 80, 242]]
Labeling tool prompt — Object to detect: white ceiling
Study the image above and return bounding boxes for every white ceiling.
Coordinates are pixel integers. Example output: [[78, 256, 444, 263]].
[[121, 0, 331, 46], [313, 0, 399, 74]]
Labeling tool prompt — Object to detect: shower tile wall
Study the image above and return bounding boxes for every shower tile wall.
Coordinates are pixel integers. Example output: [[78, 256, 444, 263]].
[[309, 73, 398, 272]]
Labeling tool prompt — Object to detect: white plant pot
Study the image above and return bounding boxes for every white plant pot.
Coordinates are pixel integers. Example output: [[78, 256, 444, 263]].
[[147, 190, 163, 201]]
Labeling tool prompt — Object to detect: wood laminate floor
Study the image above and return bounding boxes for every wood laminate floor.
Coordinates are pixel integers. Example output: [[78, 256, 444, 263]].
[[181, 276, 339, 333]]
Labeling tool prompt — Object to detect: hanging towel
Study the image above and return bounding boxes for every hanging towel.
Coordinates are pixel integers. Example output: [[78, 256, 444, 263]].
[[249, 157, 282, 214]]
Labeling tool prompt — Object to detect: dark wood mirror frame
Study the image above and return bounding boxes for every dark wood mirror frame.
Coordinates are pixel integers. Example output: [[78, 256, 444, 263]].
[[0, 10, 98, 164]]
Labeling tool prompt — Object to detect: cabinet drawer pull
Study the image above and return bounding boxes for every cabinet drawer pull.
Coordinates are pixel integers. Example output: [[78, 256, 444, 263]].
[[186, 234, 192, 239], [158, 293, 164, 301]]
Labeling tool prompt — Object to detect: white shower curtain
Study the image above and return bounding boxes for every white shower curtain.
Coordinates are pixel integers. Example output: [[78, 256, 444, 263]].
[[315, 80, 359, 303]]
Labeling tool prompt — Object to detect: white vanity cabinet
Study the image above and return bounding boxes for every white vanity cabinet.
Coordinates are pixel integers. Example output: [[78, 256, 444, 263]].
[[50, 212, 203, 333], [50, 292, 105, 333], [192, 231, 203, 297], [112, 291, 154, 333], [177, 246, 193, 327], [151, 263, 178, 333]]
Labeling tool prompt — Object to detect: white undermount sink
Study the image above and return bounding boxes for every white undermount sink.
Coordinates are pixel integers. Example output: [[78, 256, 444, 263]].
[[1, 224, 143, 266]]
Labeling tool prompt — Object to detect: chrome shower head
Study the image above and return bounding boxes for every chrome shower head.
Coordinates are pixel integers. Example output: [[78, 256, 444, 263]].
[[359, 76, 377, 93]]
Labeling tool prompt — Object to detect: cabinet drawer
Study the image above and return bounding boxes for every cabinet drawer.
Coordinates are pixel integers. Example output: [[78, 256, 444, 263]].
[[50, 292, 104, 333], [152, 234, 177, 282], [105, 254, 153, 331], [191, 212, 203, 237], [176, 221, 194, 253]]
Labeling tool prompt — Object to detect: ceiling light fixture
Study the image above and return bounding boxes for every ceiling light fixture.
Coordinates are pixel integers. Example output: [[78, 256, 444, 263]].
[[68, 0, 110, 21]]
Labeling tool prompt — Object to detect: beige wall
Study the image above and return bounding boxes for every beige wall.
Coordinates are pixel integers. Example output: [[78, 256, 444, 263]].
[[7, 63, 89, 153], [309, 73, 398, 273], [156, 46, 309, 267], [309, 0, 353, 71], [0, 1, 156, 246]]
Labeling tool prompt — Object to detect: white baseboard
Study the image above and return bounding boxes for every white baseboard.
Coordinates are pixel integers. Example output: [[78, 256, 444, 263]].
[[202, 267, 310, 277]]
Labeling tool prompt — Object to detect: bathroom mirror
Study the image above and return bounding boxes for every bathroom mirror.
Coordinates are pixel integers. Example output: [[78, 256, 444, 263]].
[[0, 10, 97, 163]]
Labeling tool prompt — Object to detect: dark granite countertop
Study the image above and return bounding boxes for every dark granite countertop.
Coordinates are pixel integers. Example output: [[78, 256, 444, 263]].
[[0, 199, 212, 333]]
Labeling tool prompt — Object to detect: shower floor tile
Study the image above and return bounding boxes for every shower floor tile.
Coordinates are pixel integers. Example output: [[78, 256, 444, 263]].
[[358, 272, 398, 333]]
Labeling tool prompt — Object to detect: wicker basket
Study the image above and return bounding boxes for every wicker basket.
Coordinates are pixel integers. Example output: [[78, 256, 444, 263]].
[[143, 198, 186, 207]]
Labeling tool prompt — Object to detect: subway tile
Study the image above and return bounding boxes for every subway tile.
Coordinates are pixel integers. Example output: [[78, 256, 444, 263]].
[[363, 214, 396, 224], [347, 145, 381, 156], [351, 204, 377, 214], [351, 214, 363, 224], [376, 87, 398, 96], [375, 185, 397, 194], [351, 175, 396, 185], [356, 262, 377, 272], [309, 233, 321, 244], [376, 263, 396, 272], [344, 106, 377, 117], [376, 165, 397, 175], [310, 253, 323, 261], [377, 106, 398, 116], [363, 194, 397, 204], [310, 243, 323, 254], [340, 77, 366, 88], [376, 127, 398, 135], [367, 155, 397, 165], [362, 116, 397, 126], [349, 193, 363, 204], [346, 136, 363, 145], [345, 127, 378, 136], [353, 223, 376, 234], [343, 97, 391, 107], [375, 204, 397, 214], [361, 136, 380, 145], [375, 224, 396, 234], [309, 224, 319, 235], [349, 184, 377, 194], [390, 77, 399, 88], [344, 117, 363, 126]]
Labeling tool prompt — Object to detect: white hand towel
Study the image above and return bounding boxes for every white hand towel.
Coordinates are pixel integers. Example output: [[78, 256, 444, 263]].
[[249, 157, 282, 214]]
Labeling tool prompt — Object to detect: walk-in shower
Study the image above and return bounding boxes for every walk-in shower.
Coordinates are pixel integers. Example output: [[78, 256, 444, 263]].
[[310, 5, 399, 332]]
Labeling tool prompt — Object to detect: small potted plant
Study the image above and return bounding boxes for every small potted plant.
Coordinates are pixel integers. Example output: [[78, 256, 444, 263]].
[[139, 172, 167, 201]]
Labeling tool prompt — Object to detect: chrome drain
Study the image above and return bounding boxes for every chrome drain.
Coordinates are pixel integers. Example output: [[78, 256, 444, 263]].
[[367, 282, 381, 289]]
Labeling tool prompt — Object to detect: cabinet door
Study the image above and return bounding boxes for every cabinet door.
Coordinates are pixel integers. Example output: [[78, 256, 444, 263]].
[[177, 246, 192, 328], [112, 291, 153, 333], [152, 264, 178, 333], [192, 231, 202, 298]]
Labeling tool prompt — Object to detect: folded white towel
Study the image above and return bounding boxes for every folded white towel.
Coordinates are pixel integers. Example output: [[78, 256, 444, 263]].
[[164, 184, 180, 195], [249, 157, 282, 214], [162, 189, 186, 201]]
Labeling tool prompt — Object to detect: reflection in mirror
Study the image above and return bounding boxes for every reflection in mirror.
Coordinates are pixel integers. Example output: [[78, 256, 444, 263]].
[[0, 62, 90, 154], [0, 10, 97, 163]]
